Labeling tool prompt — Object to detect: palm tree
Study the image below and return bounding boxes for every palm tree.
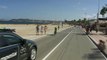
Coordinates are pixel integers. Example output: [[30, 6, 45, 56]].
[[100, 6, 107, 18]]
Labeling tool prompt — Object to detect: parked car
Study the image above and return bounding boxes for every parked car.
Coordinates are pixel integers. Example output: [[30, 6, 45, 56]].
[[0, 29, 37, 60]]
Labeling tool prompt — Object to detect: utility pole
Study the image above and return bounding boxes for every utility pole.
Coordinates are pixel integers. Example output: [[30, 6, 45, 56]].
[[96, 0, 100, 32], [97, 0, 100, 23]]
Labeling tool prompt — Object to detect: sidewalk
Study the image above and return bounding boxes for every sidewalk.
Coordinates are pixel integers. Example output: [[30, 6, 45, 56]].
[[88, 30, 107, 56]]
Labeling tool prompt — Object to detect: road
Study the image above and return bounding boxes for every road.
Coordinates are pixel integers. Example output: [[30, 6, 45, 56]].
[[34, 26, 106, 60]]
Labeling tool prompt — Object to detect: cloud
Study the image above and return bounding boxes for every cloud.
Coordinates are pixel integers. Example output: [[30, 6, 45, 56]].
[[86, 15, 95, 18], [89, 14, 96, 18], [0, 5, 8, 9], [82, 14, 97, 19]]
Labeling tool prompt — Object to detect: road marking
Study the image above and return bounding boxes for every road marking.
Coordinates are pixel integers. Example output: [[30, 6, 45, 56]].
[[87, 35, 107, 60], [42, 30, 72, 60]]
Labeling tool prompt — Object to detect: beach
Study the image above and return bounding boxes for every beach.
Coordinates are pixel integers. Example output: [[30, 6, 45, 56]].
[[0, 24, 71, 40]]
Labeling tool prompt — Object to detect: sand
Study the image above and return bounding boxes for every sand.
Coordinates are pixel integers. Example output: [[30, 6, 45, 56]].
[[0, 24, 71, 40]]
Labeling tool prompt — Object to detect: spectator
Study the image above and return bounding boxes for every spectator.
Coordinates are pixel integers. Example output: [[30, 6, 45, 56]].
[[44, 25, 47, 34], [36, 25, 39, 35], [62, 23, 63, 28], [85, 24, 90, 34], [54, 27, 57, 35], [40, 25, 44, 34], [94, 22, 98, 33], [58, 25, 60, 30], [90, 24, 95, 32], [98, 40, 106, 52]]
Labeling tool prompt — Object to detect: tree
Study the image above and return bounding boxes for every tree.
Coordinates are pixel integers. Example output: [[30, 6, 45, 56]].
[[72, 19, 76, 25], [100, 6, 107, 18], [82, 18, 86, 23], [64, 20, 68, 23]]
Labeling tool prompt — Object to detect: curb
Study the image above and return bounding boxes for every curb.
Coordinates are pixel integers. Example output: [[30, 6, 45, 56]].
[[88, 34, 107, 58], [82, 29, 107, 59]]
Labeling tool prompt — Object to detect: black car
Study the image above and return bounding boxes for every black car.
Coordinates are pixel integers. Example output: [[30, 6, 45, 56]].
[[0, 29, 37, 60]]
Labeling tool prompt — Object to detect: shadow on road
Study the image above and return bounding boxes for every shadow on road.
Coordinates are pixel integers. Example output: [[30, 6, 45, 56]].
[[88, 33, 105, 35], [47, 34, 55, 36], [75, 33, 86, 35], [83, 48, 105, 60]]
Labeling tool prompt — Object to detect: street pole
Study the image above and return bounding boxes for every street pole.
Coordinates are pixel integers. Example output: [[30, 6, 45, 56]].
[[96, 0, 100, 32], [97, 0, 100, 22]]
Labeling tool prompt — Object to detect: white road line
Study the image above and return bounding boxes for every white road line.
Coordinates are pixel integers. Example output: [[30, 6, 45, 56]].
[[87, 35, 107, 60], [42, 30, 72, 60]]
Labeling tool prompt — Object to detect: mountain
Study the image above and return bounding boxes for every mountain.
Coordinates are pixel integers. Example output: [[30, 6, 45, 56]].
[[0, 19, 53, 24]]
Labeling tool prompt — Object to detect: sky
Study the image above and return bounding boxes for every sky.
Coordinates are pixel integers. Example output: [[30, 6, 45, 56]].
[[0, 0, 107, 21]]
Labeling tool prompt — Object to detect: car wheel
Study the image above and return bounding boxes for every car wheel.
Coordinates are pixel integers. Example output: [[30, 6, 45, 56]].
[[29, 47, 37, 60]]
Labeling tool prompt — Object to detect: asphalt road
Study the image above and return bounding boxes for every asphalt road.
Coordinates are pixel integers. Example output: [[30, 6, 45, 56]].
[[34, 26, 106, 60]]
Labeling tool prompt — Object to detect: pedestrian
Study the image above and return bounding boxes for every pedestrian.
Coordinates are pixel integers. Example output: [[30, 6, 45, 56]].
[[44, 25, 47, 34], [94, 22, 98, 33], [36, 25, 39, 35], [58, 25, 60, 30], [85, 25, 90, 34], [98, 40, 106, 52], [90, 25, 94, 32], [95, 28, 98, 33], [40, 25, 44, 34], [54, 27, 57, 35], [62, 22, 63, 28]]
